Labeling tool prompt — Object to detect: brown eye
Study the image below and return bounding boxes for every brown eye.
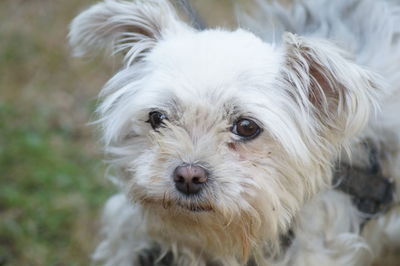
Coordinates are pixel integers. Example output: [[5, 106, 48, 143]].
[[147, 111, 167, 130], [232, 118, 261, 140]]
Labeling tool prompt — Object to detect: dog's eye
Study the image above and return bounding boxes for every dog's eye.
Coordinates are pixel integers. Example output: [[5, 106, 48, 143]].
[[232, 119, 261, 140], [147, 111, 167, 129]]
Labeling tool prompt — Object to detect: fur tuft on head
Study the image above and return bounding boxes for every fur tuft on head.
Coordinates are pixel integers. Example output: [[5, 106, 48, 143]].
[[69, 0, 191, 65]]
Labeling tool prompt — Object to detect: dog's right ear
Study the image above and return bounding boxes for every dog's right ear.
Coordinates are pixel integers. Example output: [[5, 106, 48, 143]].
[[69, 0, 189, 64]]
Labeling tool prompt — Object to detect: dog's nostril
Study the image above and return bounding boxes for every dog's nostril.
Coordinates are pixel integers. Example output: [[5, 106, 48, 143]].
[[191, 176, 207, 184], [175, 175, 185, 183], [192, 176, 200, 184], [173, 164, 208, 195]]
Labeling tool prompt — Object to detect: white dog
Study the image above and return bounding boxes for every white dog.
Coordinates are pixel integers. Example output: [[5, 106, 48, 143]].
[[69, 0, 400, 265]]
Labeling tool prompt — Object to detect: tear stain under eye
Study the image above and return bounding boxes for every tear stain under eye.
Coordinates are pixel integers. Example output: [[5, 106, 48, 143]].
[[227, 142, 248, 161], [227, 142, 237, 151]]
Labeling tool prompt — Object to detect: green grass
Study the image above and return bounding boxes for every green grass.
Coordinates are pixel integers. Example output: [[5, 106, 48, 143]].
[[0, 0, 116, 264], [0, 103, 115, 265]]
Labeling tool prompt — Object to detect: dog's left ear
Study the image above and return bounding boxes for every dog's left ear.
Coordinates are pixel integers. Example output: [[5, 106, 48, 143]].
[[282, 33, 380, 143], [69, 0, 189, 64]]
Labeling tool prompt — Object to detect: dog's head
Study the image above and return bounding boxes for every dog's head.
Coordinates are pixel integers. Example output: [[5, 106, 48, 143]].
[[70, 0, 379, 261]]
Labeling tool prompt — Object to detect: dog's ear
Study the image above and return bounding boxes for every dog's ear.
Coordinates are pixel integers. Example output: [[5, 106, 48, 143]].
[[69, 0, 188, 64], [282, 33, 380, 143]]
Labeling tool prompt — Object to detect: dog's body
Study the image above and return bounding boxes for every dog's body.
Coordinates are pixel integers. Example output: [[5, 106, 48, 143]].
[[69, 0, 400, 265]]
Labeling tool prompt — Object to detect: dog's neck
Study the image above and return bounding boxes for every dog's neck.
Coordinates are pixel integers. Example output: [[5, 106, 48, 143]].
[[278, 140, 395, 257]]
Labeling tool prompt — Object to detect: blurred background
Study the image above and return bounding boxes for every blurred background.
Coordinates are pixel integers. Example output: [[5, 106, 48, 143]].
[[0, 0, 243, 265]]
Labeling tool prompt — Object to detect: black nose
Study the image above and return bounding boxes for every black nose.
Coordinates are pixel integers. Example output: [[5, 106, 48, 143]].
[[173, 164, 208, 195]]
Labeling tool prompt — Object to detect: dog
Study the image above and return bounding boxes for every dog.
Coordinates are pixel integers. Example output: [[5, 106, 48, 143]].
[[69, 0, 400, 265]]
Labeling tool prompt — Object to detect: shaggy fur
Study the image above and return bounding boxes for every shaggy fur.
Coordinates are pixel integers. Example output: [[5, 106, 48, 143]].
[[69, 0, 400, 265]]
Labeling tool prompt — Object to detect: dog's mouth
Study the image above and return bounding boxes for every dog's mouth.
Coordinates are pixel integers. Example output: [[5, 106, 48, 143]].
[[138, 193, 213, 212], [176, 201, 213, 212]]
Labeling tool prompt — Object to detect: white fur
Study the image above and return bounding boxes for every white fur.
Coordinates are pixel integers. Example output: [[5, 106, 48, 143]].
[[69, 0, 400, 265]]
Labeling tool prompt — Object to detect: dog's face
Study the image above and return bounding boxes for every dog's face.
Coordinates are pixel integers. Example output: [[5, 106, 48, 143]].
[[116, 29, 289, 212], [70, 0, 378, 260]]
